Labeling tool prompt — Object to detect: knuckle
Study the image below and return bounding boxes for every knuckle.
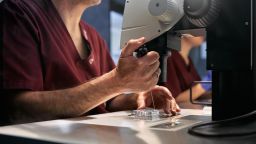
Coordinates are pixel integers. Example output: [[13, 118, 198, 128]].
[[152, 62, 159, 69], [127, 39, 135, 45], [151, 52, 159, 59], [162, 86, 169, 92], [151, 51, 160, 59], [134, 61, 145, 69], [120, 51, 126, 57], [156, 52, 160, 59], [137, 60, 144, 66], [156, 61, 160, 67]]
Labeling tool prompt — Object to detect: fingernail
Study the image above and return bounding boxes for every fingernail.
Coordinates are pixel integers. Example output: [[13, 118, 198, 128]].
[[138, 37, 145, 42]]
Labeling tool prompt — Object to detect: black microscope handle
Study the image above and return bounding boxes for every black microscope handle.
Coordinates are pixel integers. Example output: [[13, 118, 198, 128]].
[[135, 45, 168, 86], [134, 45, 148, 58]]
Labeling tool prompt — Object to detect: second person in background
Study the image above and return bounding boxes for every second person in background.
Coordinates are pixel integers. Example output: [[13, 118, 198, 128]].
[[166, 35, 211, 108]]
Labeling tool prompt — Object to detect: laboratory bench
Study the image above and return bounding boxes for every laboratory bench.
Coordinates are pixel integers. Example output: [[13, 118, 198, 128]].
[[0, 108, 255, 144]]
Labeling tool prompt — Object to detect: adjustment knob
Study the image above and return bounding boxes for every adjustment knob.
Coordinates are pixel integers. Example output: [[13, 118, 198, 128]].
[[184, 0, 220, 27], [148, 0, 180, 23]]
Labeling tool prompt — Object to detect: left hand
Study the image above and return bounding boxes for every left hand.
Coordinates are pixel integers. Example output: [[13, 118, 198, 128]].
[[136, 85, 180, 115]]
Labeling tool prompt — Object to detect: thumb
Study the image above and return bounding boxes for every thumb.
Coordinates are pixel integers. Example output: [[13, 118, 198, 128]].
[[120, 37, 145, 58], [137, 99, 146, 109]]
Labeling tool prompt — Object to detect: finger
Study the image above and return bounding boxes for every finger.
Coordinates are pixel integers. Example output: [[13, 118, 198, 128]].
[[163, 100, 171, 114], [182, 34, 194, 38], [138, 51, 159, 66], [155, 68, 161, 78], [137, 96, 146, 109], [151, 86, 173, 101], [121, 37, 145, 58], [137, 103, 146, 109], [176, 103, 181, 112], [170, 99, 178, 115], [145, 62, 160, 78], [151, 69, 161, 84]]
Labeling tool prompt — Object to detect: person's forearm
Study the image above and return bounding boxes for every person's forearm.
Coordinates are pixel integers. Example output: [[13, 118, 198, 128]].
[[175, 84, 206, 103], [107, 93, 139, 112], [9, 69, 123, 123]]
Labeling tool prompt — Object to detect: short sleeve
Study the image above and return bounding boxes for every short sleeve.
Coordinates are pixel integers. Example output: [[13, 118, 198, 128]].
[[1, 1, 43, 90]]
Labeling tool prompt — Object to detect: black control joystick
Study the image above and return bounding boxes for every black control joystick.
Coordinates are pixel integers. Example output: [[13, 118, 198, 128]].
[[134, 33, 170, 86], [134, 45, 148, 58]]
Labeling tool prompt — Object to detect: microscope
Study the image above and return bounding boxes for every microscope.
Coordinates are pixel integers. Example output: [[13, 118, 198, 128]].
[[121, 0, 256, 122]]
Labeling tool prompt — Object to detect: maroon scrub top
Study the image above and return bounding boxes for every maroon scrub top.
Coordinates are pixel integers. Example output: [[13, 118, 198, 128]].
[[1, 0, 115, 115], [166, 50, 201, 98]]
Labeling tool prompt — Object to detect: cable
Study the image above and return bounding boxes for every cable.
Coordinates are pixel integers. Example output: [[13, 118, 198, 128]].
[[188, 110, 256, 137]]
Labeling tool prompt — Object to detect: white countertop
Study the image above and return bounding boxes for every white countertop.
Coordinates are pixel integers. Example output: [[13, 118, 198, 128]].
[[0, 108, 212, 144]]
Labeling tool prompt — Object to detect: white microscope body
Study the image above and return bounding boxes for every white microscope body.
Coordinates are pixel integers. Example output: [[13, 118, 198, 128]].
[[120, 0, 184, 48]]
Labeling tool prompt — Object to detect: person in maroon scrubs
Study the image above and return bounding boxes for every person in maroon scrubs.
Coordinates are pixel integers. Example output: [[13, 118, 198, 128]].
[[166, 35, 209, 108], [0, 0, 180, 125]]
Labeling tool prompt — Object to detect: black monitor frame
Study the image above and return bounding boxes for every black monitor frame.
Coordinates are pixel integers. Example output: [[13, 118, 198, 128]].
[[174, 0, 256, 121]]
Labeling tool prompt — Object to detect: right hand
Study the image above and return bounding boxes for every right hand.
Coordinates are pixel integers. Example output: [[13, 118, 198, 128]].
[[114, 37, 160, 93]]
